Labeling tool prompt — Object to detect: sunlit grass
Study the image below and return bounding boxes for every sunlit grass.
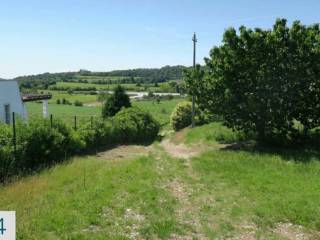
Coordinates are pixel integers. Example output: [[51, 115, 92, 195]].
[[0, 155, 178, 239]]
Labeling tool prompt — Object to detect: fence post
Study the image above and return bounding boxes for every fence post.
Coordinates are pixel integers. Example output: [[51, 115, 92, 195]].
[[74, 116, 77, 131], [12, 112, 17, 158], [50, 114, 53, 128]]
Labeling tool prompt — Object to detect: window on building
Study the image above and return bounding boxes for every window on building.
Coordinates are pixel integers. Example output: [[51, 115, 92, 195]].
[[4, 104, 11, 124]]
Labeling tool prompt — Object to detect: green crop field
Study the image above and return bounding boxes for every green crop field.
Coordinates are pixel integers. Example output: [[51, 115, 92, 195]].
[[26, 98, 184, 127], [74, 75, 134, 82], [133, 99, 183, 127], [39, 90, 98, 104], [27, 102, 101, 117], [50, 81, 176, 92]]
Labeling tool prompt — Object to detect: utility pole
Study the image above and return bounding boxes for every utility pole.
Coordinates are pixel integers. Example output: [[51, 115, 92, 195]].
[[191, 32, 197, 128]]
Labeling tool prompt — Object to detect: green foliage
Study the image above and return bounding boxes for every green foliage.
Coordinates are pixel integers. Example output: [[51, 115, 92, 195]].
[[18, 66, 188, 92], [183, 122, 248, 145], [170, 102, 192, 131], [18, 119, 85, 171], [0, 107, 160, 182], [187, 19, 320, 141], [78, 65, 187, 83], [74, 100, 83, 107], [97, 92, 109, 102], [0, 125, 14, 181], [113, 107, 160, 143], [102, 85, 131, 117], [80, 120, 116, 150]]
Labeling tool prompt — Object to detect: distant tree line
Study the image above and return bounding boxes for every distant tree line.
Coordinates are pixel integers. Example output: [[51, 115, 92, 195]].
[[16, 66, 190, 91], [80, 65, 189, 83], [16, 72, 75, 90]]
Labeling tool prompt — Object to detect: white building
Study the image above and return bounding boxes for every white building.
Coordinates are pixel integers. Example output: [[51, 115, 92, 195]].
[[0, 80, 52, 124], [0, 80, 27, 124]]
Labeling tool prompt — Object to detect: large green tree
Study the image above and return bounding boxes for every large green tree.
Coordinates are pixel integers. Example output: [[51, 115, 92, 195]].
[[187, 19, 320, 140], [102, 85, 131, 117]]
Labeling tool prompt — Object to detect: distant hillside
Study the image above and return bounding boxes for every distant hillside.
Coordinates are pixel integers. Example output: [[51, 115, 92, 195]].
[[81, 65, 188, 81], [15, 66, 190, 89]]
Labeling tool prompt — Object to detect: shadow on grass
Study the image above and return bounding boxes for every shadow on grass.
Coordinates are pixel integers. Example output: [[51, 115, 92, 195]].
[[220, 133, 320, 163]]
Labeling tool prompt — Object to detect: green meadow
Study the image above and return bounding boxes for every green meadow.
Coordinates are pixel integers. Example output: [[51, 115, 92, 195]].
[[1, 122, 320, 239], [26, 98, 183, 127], [52, 81, 176, 92]]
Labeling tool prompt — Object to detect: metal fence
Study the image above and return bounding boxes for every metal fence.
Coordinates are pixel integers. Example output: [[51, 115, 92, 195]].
[[9, 112, 104, 156]]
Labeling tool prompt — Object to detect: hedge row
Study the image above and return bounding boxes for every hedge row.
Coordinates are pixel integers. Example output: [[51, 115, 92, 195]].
[[0, 107, 159, 182]]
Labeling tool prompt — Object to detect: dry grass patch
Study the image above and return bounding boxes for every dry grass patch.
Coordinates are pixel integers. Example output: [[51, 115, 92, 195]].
[[96, 145, 151, 161], [274, 222, 320, 240], [161, 139, 201, 160]]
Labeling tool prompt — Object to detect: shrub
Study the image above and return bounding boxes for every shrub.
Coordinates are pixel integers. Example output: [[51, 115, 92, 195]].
[[0, 107, 160, 182], [74, 100, 83, 107], [171, 102, 192, 131], [0, 124, 14, 181], [0, 146, 15, 181], [102, 85, 131, 118], [80, 120, 117, 150], [113, 107, 160, 143], [18, 119, 85, 171], [148, 91, 154, 98]]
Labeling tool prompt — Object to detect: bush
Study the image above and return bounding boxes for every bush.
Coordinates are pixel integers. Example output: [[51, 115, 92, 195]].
[[102, 85, 131, 117], [17, 119, 85, 171], [113, 107, 160, 143], [74, 100, 83, 107], [0, 146, 15, 181], [171, 102, 192, 131], [80, 120, 117, 150], [0, 107, 160, 182], [0, 124, 14, 181]]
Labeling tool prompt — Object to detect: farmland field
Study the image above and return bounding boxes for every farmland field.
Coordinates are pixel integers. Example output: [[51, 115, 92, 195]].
[[50, 81, 177, 92], [26, 98, 184, 127], [38, 90, 98, 104]]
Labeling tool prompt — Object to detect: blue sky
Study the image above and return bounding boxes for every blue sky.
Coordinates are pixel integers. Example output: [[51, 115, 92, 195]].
[[0, 0, 319, 78]]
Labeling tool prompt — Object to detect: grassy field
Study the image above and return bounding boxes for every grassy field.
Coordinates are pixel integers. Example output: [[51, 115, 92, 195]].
[[39, 91, 98, 104], [0, 155, 178, 239], [52, 82, 174, 92], [1, 122, 320, 239], [26, 98, 183, 127], [74, 75, 135, 82], [133, 99, 183, 127], [26, 102, 101, 117]]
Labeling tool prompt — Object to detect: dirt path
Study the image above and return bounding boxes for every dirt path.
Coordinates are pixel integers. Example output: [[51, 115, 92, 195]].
[[95, 138, 320, 239], [157, 139, 208, 239], [167, 178, 208, 240], [96, 145, 151, 161], [160, 139, 200, 160]]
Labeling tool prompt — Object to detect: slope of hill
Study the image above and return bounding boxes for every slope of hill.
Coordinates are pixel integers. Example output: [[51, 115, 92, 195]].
[[1, 123, 320, 239], [15, 65, 190, 90]]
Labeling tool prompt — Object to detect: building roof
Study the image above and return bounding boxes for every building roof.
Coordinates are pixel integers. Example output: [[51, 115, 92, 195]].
[[21, 94, 52, 102]]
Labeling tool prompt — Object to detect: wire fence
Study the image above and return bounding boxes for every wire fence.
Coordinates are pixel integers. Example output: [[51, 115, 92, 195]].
[[27, 113, 104, 129], [9, 112, 105, 156]]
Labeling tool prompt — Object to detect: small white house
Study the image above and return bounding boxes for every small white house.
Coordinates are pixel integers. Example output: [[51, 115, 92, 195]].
[[0, 80, 27, 124]]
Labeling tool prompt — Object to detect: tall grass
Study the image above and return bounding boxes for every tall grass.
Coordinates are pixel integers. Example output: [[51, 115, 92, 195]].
[[0, 156, 178, 239]]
